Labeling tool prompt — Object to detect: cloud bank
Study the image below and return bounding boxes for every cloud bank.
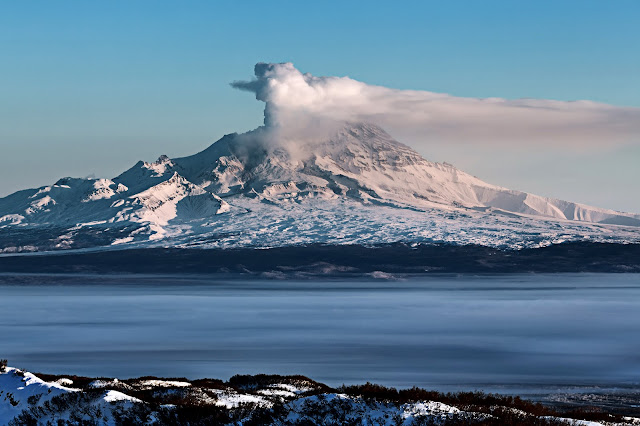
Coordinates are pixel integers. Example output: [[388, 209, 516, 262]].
[[232, 62, 640, 149]]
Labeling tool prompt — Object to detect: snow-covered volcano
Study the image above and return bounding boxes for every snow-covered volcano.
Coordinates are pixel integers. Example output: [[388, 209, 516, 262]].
[[1, 123, 639, 252]]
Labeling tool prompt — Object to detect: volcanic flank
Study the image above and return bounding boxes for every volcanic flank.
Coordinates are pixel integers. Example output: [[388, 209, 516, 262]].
[[0, 119, 639, 255]]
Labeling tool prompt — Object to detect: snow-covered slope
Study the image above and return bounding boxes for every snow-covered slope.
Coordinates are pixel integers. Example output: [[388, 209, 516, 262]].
[[2, 366, 637, 425], [0, 367, 141, 425], [0, 123, 638, 252]]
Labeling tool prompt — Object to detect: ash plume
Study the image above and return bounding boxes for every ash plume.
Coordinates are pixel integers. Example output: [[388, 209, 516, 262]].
[[232, 62, 640, 151]]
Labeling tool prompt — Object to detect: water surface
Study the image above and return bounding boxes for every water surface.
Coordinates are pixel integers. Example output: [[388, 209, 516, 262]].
[[1, 273, 639, 396]]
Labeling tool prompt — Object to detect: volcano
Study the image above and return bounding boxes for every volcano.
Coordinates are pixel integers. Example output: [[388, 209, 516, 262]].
[[0, 122, 639, 253]]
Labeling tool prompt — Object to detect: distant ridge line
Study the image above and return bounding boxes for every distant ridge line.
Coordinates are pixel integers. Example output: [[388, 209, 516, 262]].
[[0, 242, 638, 275]]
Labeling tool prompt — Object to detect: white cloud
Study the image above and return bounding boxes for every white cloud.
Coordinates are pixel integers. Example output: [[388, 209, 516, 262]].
[[232, 62, 640, 150]]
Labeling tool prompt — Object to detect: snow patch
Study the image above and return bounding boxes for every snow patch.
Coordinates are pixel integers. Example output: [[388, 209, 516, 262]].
[[103, 389, 142, 403]]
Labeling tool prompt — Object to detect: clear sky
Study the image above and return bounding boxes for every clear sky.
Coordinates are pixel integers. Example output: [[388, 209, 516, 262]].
[[1, 1, 639, 211]]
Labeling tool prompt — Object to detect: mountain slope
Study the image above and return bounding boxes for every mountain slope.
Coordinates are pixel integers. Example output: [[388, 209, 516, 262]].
[[0, 123, 638, 252], [5, 366, 634, 425], [157, 123, 640, 223]]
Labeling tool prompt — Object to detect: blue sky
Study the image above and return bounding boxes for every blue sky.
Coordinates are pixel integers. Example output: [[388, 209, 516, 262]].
[[1, 1, 639, 211]]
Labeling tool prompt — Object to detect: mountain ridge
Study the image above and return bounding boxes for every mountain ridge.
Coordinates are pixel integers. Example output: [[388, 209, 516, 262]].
[[1, 122, 639, 253]]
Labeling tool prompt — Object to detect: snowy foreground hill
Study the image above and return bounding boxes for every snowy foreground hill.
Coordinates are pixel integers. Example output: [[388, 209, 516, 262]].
[[1, 123, 639, 254], [2, 365, 640, 426]]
